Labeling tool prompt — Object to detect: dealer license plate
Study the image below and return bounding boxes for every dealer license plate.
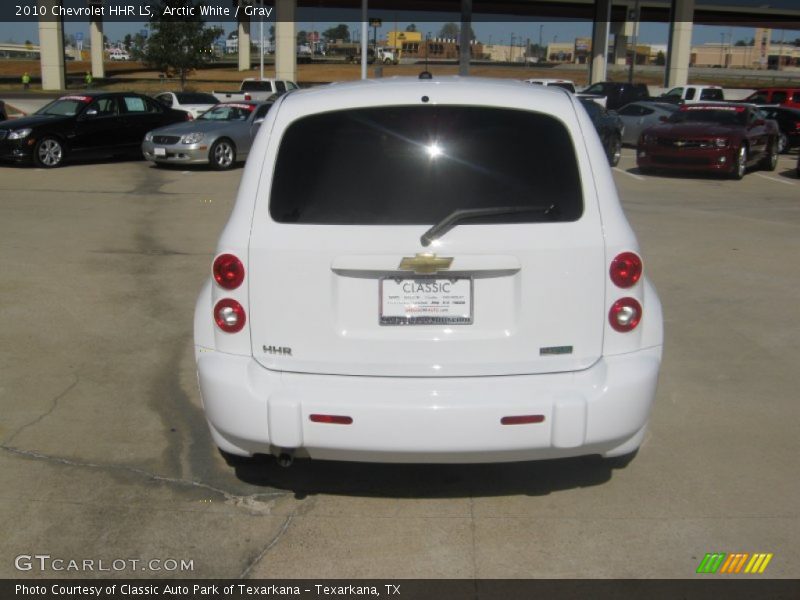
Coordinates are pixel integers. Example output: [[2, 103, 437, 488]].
[[380, 278, 473, 325], [154, 147, 166, 157]]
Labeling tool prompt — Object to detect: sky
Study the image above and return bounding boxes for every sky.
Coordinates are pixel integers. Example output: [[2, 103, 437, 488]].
[[0, 19, 783, 49]]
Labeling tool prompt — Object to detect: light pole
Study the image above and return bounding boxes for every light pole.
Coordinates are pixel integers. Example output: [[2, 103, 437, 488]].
[[628, 0, 640, 84], [539, 24, 543, 60]]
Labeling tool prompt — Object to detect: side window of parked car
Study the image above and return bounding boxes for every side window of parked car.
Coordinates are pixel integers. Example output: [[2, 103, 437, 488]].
[[275, 81, 287, 92], [792, 91, 800, 103], [685, 88, 696, 100], [772, 91, 787, 104], [86, 97, 118, 117], [156, 94, 173, 107], [122, 96, 149, 113], [700, 89, 723, 101]]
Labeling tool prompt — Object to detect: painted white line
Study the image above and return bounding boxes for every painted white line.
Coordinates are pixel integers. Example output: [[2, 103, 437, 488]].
[[754, 173, 796, 186], [613, 167, 646, 181]]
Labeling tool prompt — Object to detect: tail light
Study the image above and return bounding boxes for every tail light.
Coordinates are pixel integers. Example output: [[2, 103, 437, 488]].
[[244, 94, 252, 101], [184, 112, 191, 121], [609, 252, 642, 288], [609, 297, 642, 332], [213, 254, 244, 289], [214, 298, 246, 333], [794, 122, 800, 130]]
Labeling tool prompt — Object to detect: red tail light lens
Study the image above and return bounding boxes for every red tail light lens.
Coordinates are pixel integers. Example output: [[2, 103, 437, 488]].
[[501, 415, 545, 425], [609, 297, 642, 332], [244, 94, 252, 101], [214, 298, 246, 333], [213, 254, 244, 289], [610, 252, 642, 288]]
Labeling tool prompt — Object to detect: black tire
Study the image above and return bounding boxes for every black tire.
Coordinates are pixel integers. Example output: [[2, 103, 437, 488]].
[[209, 138, 236, 171], [607, 134, 622, 167], [34, 136, 66, 168], [761, 139, 779, 172], [731, 144, 747, 180]]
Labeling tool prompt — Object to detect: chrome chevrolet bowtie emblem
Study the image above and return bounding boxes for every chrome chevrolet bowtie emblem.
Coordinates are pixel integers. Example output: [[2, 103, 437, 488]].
[[398, 253, 453, 274]]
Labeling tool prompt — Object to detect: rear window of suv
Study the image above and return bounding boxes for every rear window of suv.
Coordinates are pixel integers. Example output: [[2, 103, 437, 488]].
[[270, 106, 583, 225]]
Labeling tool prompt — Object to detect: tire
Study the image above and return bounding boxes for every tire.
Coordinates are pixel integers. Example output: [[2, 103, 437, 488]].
[[731, 145, 747, 180], [777, 132, 788, 154], [209, 138, 236, 171], [761, 139, 778, 172], [607, 134, 622, 167], [34, 136, 66, 168]]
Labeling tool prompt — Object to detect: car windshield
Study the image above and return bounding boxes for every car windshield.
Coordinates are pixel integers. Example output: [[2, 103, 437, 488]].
[[270, 106, 583, 225], [36, 97, 92, 116], [669, 108, 747, 126], [583, 83, 610, 95], [175, 93, 218, 104], [198, 104, 254, 121]]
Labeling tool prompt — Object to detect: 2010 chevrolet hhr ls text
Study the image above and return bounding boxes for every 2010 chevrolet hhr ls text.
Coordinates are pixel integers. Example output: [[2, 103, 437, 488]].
[[194, 77, 663, 466]]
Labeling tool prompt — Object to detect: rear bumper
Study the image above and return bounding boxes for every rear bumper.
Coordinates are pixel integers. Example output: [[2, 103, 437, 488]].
[[195, 346, 662, 463]]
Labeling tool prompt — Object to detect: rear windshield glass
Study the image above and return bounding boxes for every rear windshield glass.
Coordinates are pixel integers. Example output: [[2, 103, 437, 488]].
[[270, 106, 583, 225], [175, 92, 218, 104]]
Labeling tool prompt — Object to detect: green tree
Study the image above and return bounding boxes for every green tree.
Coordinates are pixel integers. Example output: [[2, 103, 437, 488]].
[[297, 30, 307, 45], [437, 22, 476, 41], [322, 24, 350, 43], [655, 50, 666, 66], [136, 1, 223, 90], [123, 33, 133, 50], [405, 24, 417, 32]]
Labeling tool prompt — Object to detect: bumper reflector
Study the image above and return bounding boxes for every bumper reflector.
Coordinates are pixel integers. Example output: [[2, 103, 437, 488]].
[[501, 415, 545, 425], [309, 414, 353, 425]]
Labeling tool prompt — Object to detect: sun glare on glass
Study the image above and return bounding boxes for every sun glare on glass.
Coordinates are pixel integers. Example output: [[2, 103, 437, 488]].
[[426, 143, 443, 158]]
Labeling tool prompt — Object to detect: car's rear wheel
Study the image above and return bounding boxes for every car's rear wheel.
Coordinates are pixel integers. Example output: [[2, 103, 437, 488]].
[[607, 134, 622, 167], [210, 138, 236, 170], [762, 139, 779, 172], [777, 132, 788, 154], [731, 145, 747, 180], [34, 136, 65, 168]]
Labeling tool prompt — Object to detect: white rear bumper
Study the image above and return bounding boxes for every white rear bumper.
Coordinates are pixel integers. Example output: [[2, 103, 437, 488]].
[[196, 346, 661, 463]]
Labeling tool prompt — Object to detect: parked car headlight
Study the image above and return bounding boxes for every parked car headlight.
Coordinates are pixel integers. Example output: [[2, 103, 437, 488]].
[[8, 128, 32, 140], [144, 131, 153, 142], [180, 133, 204, 144], [713, 137, 729, 148]]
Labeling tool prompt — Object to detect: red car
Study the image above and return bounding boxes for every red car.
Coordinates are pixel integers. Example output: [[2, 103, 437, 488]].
[[637, 104, 780, 180]]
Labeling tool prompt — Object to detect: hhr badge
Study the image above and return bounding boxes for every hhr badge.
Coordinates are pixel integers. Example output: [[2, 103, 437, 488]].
[[398, 253, 453, 275], [263, 345, 292, 356]]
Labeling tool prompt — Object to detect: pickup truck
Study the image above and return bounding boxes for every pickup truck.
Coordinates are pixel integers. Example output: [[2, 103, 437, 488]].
[[659, 85, 724, 104], [212, 79, 298, 103], [577, 82, 650, 110]]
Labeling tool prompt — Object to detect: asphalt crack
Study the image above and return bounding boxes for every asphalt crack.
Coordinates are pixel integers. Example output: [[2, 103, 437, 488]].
[[239, 514, 295, 579], [0, 445, 286, 509], [3, 374, 80, 446]]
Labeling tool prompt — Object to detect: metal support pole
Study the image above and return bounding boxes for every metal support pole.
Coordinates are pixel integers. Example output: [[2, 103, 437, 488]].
[[459, 0, 472, 76], [361, 0, 368, 79]]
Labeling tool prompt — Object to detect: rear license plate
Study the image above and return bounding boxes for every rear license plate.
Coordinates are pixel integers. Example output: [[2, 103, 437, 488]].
[[380, 278, 473, 325], [154, 147, 166, 157]]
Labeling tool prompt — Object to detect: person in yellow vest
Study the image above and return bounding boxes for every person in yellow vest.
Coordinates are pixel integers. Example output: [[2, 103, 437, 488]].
[[85, 71, 93, 89], [22, 72, 31, 90]]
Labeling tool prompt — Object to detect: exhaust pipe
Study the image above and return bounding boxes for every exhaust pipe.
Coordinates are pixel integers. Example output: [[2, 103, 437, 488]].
[[276, 451, 294, 468]]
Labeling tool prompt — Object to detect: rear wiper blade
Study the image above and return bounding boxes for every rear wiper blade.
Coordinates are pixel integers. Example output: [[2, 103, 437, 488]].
[[420, 204, 555, 247]]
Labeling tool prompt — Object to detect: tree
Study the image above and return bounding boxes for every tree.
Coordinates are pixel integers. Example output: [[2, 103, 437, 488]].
[[135, 0, 223, 90], [405, 24, 417, 32], [436, 22, 476, 41], [123, 34, 133, 50], [438, 23, 459, 39], [734, 39, 747, 47], [322, 24, 350, 43], [655, 50, 666, 66], [297, 30, 307, 45]]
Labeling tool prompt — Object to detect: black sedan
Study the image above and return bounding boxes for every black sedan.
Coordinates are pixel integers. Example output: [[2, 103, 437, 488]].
[[0, 92, 189, 168], [579, 98, 624, 166], [756, 105, 800, 153]]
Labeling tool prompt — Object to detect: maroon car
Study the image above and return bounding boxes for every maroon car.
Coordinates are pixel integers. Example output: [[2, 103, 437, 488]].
[[636, 104, 779, 180]]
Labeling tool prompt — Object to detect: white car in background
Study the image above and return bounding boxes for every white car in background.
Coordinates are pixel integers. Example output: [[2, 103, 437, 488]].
[[523, 78, 576, 93], [108, 51, 130, 61], [154, 92, 219, 120], [194, 77, 663, 468]]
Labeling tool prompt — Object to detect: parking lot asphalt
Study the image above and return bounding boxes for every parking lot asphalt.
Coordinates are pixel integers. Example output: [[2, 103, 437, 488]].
[[1, 151, 798, 579]]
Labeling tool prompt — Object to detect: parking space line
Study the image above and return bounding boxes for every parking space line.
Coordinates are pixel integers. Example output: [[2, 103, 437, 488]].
[[755, 173, 796, 186], [613, 167, 646, 181]]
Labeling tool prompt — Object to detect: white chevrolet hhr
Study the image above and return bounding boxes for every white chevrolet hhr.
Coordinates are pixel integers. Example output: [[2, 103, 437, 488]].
[[194, 77, 663, 467]]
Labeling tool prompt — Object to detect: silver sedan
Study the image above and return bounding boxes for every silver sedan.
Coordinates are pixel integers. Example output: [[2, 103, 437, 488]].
[[142, 101, 274, 170], [617, 101, 679, 146]]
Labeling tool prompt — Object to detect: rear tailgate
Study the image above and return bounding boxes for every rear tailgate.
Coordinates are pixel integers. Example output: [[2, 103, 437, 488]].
[[247, 87, 606, 377]]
